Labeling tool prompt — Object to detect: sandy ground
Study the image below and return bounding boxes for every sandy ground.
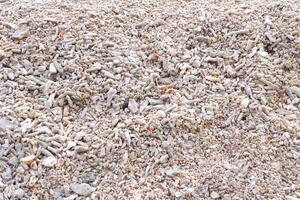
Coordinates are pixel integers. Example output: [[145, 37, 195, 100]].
[[0, 0, 299, 199]]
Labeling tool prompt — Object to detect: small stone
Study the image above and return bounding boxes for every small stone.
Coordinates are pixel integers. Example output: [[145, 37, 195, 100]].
[[75, 146, 89, 153], [16, 166, 25, 174], [12, 28, 30, 40], [42, 156, 57, 167], [20, 155, 36, 165], [37, 126, 51, 134], [7, 72, 15, 80], [8, 156, 18, 166], [222, 162, 239, 172], [13, 189, 25, 199], [241, 98, 250, 108], [148, 53, 159, 61], [128, 99, 138, 113], [0, 50, 6, 59], [49, 63, 57, 74], [286, 196, 300, 200], [162, 167, 183, 177], [223, 194, 232, 200], [291, 86, 300, 97], [70, 183, 94, 196], [244, 85, 252, 97], [211, 69, 221, 76], [65, 141, 77, 150], [74, 132, 86, 140], [64, 194, 78, 200], [273, 58, 283, 65], [106, 88, 117, 105], [272, 162, 282, 171], [2, 167, 12, 181], [49, 187, 62, 199], [168, 48, 177, 56], [156, 110, 166, 118], [38, 65, 47, 72], [0, 117, 14, 130], [159, 154, 169, 164], [258, 51, 268, 57], [175, 191, 183, 198], [211, 191, 220, 199]]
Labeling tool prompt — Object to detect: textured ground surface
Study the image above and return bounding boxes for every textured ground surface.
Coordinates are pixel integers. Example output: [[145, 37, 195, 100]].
[[0, 0, 299, 199]]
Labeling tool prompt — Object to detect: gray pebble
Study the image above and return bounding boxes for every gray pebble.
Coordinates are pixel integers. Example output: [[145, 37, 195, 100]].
[[12, 28, 30, 40], [70, 183, 94, 196], [2, 167, 12, 181], [0, 117, 14, 130], [13, 188, 25, 199]]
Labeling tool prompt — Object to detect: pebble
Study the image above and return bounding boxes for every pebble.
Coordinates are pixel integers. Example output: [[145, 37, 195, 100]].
[[42, 156, 57, 167], [222, 162, 239, 172], [175, 191, 183, 198], [106, 88, 117, 105], [168, 48, 177, 56], [241, 98, 250, 108], [37, 126, 52, 134], [13, 189, 25, 199], [148, 53, 159, 61], [11, 28, 30, 40], [128, 99, 139, 113], [64, 194, 78, 200], [49, 63, 58, 74], [162, 167, 181, 177], [156, 110, 166, 118], [291, 86, 300, 97], [159, 154, 169, 164], [244, 85, 252, 97], [7, 72, 15, 80], [8, 156, 18, 166], [258, 51, 268, 57], [273, 58, 283, 65], [50, 187, 62, 198], [1, 167, 12, 181], [20, 155, 36, 165], [211, 191, 220, 199], [0, 117, 14, 130], [70, 183, 94, 196]]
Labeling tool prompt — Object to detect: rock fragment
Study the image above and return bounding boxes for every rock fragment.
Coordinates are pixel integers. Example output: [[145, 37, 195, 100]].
[[13, 189, 25, 199], [0, 117, 14, 130], [49, 63, 57, 74], [70, 183, 94, 196], [241, 98, 250, 108], [20, 155, 36, 165], [11, 28, 29, 40], [42, 156, 57, 167], [211, 191, 220, 199], [128, 99, 138, 113], [1, 167, 12, 181]]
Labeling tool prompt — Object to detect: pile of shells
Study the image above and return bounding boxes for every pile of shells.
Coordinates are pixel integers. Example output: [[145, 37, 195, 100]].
[[0, 0, 299, 199]]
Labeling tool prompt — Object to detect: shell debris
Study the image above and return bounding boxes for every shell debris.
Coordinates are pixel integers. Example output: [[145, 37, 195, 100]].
[[0, 0, 299, 199]]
